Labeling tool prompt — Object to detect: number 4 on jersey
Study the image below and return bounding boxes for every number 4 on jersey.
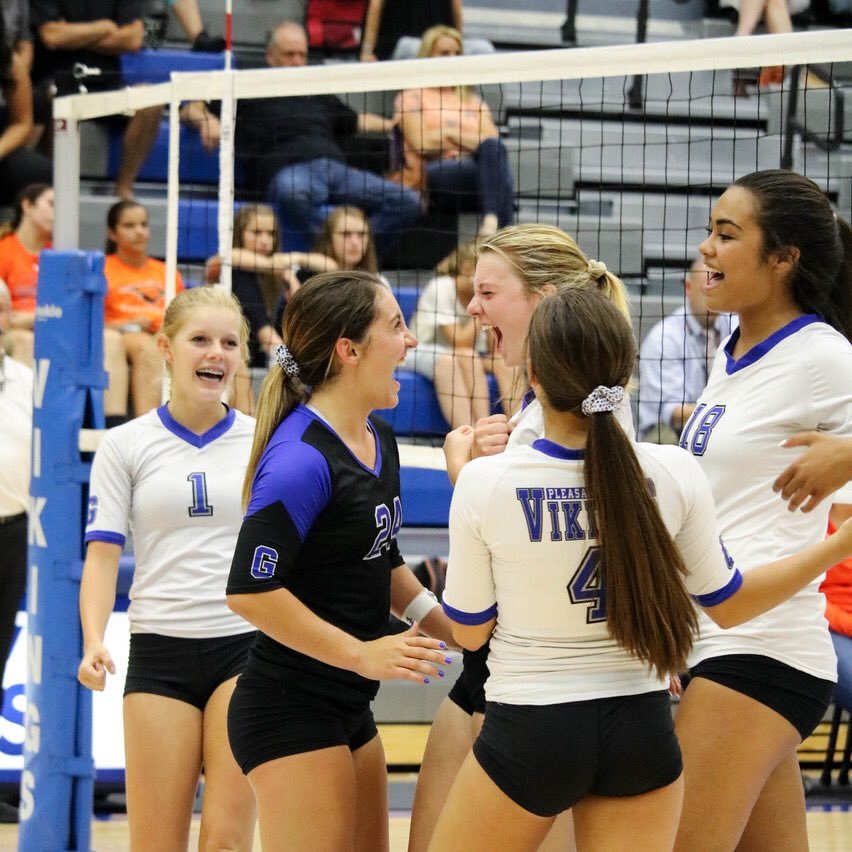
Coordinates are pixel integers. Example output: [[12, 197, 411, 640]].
[[568, 547, 606, 623], [364, 496, 403, 560]]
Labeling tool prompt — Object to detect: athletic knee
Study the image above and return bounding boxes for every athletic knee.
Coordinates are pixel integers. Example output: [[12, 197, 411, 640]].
[[198, 820, 253, 852]]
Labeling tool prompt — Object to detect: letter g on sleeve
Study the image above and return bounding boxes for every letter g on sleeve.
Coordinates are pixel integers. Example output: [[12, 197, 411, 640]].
[[250, 545, 279, 580]]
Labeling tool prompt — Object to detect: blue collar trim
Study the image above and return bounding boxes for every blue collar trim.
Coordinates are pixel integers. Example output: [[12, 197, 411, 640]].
[[298, 403, 382, 476], [532, 438, 585, 460], [724, 314, 821, 375], [156, 404, 235, 448]]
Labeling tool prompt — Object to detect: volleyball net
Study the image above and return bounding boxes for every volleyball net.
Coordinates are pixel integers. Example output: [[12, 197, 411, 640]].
[[51, 28, 852, 447], [21, 28, 852, 849]]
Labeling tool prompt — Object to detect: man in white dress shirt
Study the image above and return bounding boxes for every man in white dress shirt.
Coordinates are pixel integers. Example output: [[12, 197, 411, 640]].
[[638, 258, 734, 442]]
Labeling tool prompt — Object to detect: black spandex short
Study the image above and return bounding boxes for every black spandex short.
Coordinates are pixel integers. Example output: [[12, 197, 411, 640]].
[[447, 645, 489, 715], [124, 631, 255, 710], [689, 654, 835, 741], [227, 671, 379, 775], [473, 690, 682, 817]]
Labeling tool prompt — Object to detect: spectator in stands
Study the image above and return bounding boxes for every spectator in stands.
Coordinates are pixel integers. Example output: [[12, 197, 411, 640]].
[[306, 205, 378, 277], [29, 0, 163, 199], [404, 240, 517, 429], [205, 204, 336, 369], [0, 183, 52, 365], [724, 0, 804, 86], [233, 21, 421, 259], [359, 0, 493, 61], [822, 505, 852, 712], [0, 12, 51, 203], [167, 0, 225, 52], [638, 258, 735, 443], [0, 183, 129, 421], [2, 0, 30, 57], [272, 206, 380, 331], [391, 26, 513, 238], [103, 199, 183, 416]]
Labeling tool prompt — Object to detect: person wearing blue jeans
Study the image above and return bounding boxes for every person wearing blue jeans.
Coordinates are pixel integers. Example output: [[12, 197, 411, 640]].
[[424, 137, 514, 232], [392, 27, 514, 238], [235, 21, 421, 256], [268, 156, 421, 256]]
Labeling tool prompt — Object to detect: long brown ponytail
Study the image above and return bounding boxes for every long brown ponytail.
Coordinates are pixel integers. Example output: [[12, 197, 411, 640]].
[[528, 287, 698, 677], [241, 270, 387, 509]]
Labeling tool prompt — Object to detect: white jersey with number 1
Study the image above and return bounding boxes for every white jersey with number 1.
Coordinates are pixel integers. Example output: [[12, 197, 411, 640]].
[[86, 405, 255, 639]]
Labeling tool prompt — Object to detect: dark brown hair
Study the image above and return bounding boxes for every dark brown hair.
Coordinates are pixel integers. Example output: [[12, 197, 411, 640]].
[[242, 270, 386, 508], [105, 199, 147, 255], [233, 203, 281, 316], [734, 169, 851, 342], [312, 206, 377, 273], [0, 183, 53, 237], [528, 287, 698, 677]]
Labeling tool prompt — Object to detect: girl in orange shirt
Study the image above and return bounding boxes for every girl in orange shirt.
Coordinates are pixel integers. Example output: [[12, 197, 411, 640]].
[[0, 183, 53, 364], [104, 200, 185, 416]]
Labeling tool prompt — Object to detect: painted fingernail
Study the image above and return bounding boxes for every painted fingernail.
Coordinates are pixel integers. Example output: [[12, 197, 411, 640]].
[[444, 657, 453, 664], [439, 642, 447, 649], [438, 670, 445, 677], [423, 677, 431, 684]]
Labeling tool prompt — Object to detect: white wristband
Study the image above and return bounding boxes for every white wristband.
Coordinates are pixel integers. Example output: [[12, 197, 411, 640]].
[[402, 588, 440, 626]]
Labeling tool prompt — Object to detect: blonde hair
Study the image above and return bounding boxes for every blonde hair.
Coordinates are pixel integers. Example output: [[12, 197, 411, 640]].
[[159, 285, 250, 366], [435, 240, 479, 278], [479, 224, 631, 320], [417, 25, 463, 58], [417, 25, 470, 99]]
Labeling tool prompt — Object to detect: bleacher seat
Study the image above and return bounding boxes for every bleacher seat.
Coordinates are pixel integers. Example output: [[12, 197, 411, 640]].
[[376, 371, 451, 436], [399, 467, 453, 527], [120, 48, 226, 86], [107, 121, 226, 185], [376, 369, 503, 438], [78, 196, 219, 262], [392, 286, 420, 324]]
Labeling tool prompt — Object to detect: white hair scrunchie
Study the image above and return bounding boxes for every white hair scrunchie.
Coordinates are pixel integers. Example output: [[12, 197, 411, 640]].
[[587, 259, 608, 280], [581, 385, 624, 416], [274, 343, 300, 378]]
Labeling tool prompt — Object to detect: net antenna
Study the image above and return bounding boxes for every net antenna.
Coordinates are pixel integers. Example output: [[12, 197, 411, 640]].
[[165, 2, 235, 303], [217, 0, 236, 293]]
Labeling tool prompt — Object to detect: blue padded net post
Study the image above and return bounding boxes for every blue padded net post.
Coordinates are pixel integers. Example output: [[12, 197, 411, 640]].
[[19, 251, 107, 852]]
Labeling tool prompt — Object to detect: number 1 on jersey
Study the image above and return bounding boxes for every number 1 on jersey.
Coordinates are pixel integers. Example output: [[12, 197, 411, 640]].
[[187, 472, 213, 517]]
